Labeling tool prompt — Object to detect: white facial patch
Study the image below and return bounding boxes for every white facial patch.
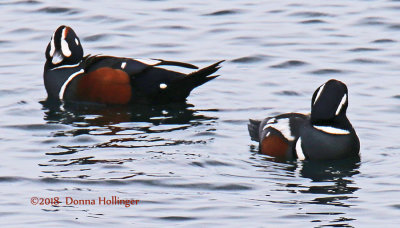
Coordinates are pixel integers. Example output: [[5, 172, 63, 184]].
[[75, 38, 79, 45], [61, 27, 71, 57], [49, 32, 56, 57], [263, 118, 294, 141], [134, 58, 161, 66], [160, 83, 167, 89], [59, 69, 84, 100], [313, 84, 325, 105], [335, 94, 347, 116], [313, 125, 350, 135], [121, 62, 127, 69], [295, 137, 306, 160], [52, 51, 63, 64]]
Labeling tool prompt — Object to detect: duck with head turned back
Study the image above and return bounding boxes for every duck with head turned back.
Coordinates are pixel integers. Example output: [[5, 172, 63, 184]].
[[248, 79, 360, 160], [43, 25, 224, 105]]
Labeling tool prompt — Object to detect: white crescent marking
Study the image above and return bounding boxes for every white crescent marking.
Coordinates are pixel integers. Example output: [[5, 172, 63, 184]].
[[59, 69, 84, 100], [295, 138, 306, 160], [121, 62, 127, 69], [313, 84, 325, 105], [335, 94, 347, 116], [313, 125, 350, 135]]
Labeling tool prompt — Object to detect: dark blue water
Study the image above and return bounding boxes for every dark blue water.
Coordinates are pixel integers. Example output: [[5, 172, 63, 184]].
[[1, 0, 400, 227]]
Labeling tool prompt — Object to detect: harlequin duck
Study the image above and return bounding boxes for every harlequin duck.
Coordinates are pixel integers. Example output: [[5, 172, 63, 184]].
[[248, 79, 360, 160], [44, 25, 224, 105]]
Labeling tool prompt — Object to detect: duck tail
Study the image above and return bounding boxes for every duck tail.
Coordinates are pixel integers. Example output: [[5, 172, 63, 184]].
[[248, 119, 261, 142], [183, 60, 224, 91]]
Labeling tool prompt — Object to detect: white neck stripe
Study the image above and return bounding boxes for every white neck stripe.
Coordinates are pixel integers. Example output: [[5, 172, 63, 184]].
[[51, 61, 81, 70], [313, 125, 350, 135], [59, 69, 84, 100]]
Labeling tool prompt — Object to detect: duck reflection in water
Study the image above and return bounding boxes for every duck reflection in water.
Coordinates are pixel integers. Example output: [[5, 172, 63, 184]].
[[250, 150, 361, 227], [252, 150, 361, 226], [254, 151, 361, 203], [40, 100, 218, 157], [41, 100, 217, 132]]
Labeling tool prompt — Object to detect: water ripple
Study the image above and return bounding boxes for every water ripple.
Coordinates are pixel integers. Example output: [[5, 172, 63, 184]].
[[357, 17, 387, 26], [1, 0, 399, 226], [231, 55, 268, 63], [0, 0, 40, 5], [163, 7, 186, 12], [159, 216, 196, 221], [274, 91, 301, 96], [83, 34, 110, 42], [36, 7, 80, 14], [299, 19, 327, 24], [372, 38, 396, 43], [310, 69, 345, 75], [290, 11, 333, 18], [203, 9, 242, 16], [349, 58, 387, 64], [348, 47, 381, 52], [270, 60, 308, 68]]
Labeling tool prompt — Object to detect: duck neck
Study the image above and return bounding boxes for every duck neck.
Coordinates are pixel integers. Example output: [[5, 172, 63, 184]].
[[311, 113, 352, 130]]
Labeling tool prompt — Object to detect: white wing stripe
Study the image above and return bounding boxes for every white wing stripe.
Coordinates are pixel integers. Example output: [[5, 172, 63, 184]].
[[263, 118, 294, 141], [133, 58, 161, 66]]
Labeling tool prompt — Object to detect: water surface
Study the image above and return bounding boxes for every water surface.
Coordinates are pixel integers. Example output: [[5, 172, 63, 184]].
[[1, 0, 400, 227]]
